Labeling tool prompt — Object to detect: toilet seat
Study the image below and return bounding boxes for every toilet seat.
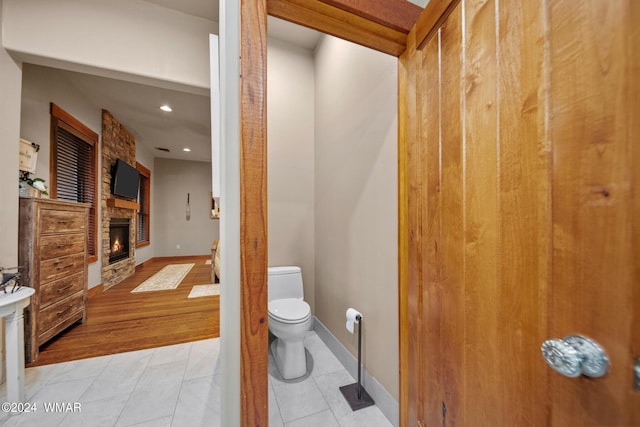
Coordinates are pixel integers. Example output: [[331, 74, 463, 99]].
[[268, 298, 311, 324]]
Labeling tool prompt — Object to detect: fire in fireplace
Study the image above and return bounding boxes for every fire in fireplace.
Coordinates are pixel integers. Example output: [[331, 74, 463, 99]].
[[109, 218, 130, 264]]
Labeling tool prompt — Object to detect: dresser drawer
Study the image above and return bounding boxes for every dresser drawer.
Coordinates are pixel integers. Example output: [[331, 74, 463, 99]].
[[39, 209, 86, 234], [40, 253, 84, 283], [39, 233, 85, 261], [39, 272, 84, 309], [37, 291, 84, 336]]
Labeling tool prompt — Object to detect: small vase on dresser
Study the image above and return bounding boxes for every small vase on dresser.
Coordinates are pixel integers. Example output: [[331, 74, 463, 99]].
[[18, 197, 89, 363], [18, 182, 40, 198]]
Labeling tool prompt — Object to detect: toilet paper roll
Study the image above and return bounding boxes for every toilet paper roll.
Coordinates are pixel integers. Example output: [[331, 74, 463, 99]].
[[345, 308, 362, 334]]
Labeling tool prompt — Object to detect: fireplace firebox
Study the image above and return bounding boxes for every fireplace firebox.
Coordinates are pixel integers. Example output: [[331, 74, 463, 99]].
[[109, 218, 130, 264]]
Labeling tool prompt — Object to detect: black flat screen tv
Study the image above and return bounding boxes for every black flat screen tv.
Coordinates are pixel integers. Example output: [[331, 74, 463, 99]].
[[111, 159, 140, 200]]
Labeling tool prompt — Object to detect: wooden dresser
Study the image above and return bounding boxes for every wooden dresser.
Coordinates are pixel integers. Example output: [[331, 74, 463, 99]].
[[18, 198, 89, 363]]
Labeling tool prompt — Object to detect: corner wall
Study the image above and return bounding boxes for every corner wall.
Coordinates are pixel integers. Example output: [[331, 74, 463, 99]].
[[314, 35, 399, 400], [0, 0, 22, 268], [267, 38, 315, 311], [0, 0, 23, 385], [153, 158, 218, 257]]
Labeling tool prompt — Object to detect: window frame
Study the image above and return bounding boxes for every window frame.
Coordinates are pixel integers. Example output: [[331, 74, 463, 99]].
[[50, 103, 99, 264], [135, 161, 151, 248]]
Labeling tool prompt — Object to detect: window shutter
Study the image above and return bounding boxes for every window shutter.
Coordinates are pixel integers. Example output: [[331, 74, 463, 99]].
[[137, 174, 148, 242], [136, 163, 150, 246], [52, 110, 98, 259]]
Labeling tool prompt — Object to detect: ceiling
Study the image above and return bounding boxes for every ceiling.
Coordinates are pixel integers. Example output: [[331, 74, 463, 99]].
[[47, 1, 427, 163], [142, 0, 219, 22], [47, 1, 321, 163]]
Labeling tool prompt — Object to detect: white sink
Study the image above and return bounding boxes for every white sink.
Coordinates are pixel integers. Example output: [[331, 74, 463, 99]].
[[0, 286, 34, 404], [0, 287, 34, 317]]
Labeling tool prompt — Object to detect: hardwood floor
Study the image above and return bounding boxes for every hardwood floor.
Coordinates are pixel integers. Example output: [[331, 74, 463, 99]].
[[27, 255, 219, 367]]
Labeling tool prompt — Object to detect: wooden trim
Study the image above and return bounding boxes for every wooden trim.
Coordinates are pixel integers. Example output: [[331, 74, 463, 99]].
[[131, 256, 209, 272], [50, 103, 98, 142], [147, 255, 210, 263], [398, 29, 413, 427], [414, 0, 459, 49], [87, 284, 103, 299], [240, 0, 269, 426], [267, 0, 409, 56], [135, 162, 150, 177], [106, 198, 140, 210], [136, 161, 151, 247], [57, 121, 97, 147], [318, 0, 422, 33], [631, 0, 640, 375], [135, 260, 151, 271]]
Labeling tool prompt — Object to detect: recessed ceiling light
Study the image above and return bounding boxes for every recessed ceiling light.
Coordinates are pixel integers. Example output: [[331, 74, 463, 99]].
[[183, 148, 191, 152], [160, 104, 173, 112]]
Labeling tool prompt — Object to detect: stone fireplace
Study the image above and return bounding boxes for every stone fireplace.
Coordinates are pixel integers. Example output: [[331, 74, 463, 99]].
[[109, 218, 130, 264], [101, 110, 137, 290]]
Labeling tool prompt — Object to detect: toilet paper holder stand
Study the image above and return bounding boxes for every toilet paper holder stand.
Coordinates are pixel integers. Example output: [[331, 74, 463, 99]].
[[339, 314, 375, 411]]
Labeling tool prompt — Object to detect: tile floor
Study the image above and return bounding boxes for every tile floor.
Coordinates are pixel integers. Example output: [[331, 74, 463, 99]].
[[0, 331, 392, 426]]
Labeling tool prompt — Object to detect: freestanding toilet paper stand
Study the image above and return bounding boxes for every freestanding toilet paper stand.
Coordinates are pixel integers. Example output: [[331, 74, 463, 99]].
[[339, 314, 375, 411]]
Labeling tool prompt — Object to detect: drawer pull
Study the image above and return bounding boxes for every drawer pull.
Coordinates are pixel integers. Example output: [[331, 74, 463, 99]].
[[55, 263, 74, 271], [58, 220, 68, 224], [56, 305, 74, 316], [56, 244, 66, 249], [56, 285, 72, 294]]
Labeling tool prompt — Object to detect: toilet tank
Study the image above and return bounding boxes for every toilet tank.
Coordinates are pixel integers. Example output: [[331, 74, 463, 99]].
[[268, 266, 304, 301]]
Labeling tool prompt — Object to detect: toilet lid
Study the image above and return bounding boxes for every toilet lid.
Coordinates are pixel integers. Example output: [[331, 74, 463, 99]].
[[268, 298, 311, 323]]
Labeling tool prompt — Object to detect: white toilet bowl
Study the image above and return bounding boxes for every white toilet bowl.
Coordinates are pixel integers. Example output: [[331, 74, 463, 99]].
[[268, 297, 312, 379]]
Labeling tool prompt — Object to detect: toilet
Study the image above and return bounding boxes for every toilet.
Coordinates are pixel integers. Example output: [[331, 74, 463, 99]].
[[268, 266, 312, 380]]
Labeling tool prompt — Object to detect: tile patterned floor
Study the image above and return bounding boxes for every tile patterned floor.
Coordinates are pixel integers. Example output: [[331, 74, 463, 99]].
[[0, 331, 391, 426]]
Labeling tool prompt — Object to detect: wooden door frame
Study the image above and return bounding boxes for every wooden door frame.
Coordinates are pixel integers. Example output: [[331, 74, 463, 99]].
[[238, 1, 424, 425]]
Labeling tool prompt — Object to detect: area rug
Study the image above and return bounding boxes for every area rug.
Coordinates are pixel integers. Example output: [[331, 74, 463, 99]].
[[188, 284, 220, 299], [131, 263, 195, 293]]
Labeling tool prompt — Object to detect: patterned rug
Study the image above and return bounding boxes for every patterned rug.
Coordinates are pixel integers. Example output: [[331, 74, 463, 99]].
[[131, 263, 195, 293], [188, 284, 220, 298]]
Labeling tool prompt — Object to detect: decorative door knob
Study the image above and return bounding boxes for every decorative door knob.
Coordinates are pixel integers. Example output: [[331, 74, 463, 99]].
[[541, 335, 609, 378]]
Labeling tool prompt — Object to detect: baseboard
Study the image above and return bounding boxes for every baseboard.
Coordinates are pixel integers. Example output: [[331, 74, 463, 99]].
[[144, 255, 210, 263], [135, 259, 153, 271], [313, 316, 399, 427], [87, 283, 103, 299]]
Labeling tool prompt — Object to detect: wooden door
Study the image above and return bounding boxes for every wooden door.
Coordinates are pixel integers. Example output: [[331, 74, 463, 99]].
[[399, 0, 640, 425]]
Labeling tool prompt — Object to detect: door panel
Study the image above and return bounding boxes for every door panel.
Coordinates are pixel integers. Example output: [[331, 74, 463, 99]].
[[549, 0, 639, 425], [436, 5, 465, 426], [399, 0, 639, 425]]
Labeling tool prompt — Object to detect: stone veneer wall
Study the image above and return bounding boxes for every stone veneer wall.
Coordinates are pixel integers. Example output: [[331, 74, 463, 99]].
[[101, 110, 137, 290]]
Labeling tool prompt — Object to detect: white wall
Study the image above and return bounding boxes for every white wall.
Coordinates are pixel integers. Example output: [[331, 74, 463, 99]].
[[314, 35, 399, 399], [2, 0, 216, 94], [219, 0, 241, 422], [0, 0, 23, 384], [0, 0, 22, 269], [267, 38, 315, 311], [153, 158, 218, 257], [20, 64, 104, 288]]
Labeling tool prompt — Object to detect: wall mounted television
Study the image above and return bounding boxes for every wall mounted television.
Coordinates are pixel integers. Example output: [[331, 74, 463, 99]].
[[111, 159, 140, 200]]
